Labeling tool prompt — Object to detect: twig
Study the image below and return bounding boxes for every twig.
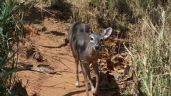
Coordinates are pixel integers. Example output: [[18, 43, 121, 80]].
[[52, 57, 74, 73]]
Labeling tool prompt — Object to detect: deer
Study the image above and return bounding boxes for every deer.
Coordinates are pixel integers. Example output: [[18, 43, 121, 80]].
[[68, 22, 112, 96]]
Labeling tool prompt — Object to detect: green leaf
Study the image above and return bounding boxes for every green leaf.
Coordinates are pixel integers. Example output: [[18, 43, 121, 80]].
[[0, 68, 17, 78], [0, 57, 3, 68], [0, 27, 3, 33]]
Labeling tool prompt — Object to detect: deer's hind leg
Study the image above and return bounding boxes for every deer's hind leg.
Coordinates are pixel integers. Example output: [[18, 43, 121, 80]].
[[75, 59, 80, 87]]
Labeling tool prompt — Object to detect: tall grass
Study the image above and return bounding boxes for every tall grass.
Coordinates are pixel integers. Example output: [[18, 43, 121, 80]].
[[0, 0, 23, 95], [132, 1, 171, 96], [135, 14, 171, 96]]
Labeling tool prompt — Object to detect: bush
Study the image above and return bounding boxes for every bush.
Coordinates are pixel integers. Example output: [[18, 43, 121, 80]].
[[0, 0, 23, 95]]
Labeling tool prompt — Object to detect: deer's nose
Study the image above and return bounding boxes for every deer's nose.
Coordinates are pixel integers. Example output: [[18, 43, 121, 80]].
[[95, 45, 100, 50]]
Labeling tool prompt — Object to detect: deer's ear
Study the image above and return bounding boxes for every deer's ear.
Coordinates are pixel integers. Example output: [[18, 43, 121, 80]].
[[100, 27, 112, 39]]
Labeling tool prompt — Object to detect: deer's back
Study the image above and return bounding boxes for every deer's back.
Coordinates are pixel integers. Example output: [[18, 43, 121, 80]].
[[69, 22, 91, 61]]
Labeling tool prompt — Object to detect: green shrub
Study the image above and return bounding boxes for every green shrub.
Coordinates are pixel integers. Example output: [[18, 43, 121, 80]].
[[0, 0, 23, 95]]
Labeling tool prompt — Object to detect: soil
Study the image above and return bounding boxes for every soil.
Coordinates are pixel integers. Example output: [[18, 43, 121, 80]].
[[15, 6, 133, 96]]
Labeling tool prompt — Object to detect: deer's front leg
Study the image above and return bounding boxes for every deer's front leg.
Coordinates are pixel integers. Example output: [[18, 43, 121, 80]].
[[92, 62, 100, 95], [80, 62, 90, 96], [81, 61, 96, 95]]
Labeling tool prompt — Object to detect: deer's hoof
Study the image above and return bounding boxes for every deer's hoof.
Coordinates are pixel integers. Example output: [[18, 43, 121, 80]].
[[93, 93, 98, 96], [75, 81, 80, 87], [92, 88, 98, 96], [91, 88, 95, 94]]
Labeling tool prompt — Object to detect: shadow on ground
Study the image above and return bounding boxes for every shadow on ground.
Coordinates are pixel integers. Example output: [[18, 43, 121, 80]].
[[64, 89, 87, 96], [23, 0, 72, 24], [45, 31, 65, 36], [11, 81, 28, 96], [63, 72, 120, 96]]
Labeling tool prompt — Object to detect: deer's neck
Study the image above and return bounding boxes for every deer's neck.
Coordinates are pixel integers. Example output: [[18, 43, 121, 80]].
[[86, 43, 99, 61]]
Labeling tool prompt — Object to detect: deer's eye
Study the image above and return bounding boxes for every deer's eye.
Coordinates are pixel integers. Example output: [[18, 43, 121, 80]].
[[90, 37, 93, 41]]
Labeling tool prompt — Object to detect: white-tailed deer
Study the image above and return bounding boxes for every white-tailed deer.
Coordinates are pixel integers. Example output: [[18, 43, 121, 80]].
[[68, 22, 112, 96]]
